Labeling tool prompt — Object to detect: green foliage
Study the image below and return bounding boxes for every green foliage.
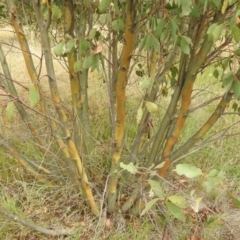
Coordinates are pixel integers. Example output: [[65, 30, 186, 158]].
[[220, 71, 232, 88], [120, 162, 137, 174], [78, 39, 90, 57], [140, 198, 159, 216], [98, 0, 111, 13], [179, 35, 192, 54], [82, 54, 99, 71], [74, 59, 82, 73], [88, 28, 97, 40], [145, 101, 159, 114], [178, 0, 192, 16], [54, 41, 64, 57], [231, 25, 240, 42], [168, 195, 189, 209], [29, 86, 40, 107], [170, 18, 178, 41], [173, 164, 203, 178], [203, 169, 224, 193], [207, 23, 224, 41], [112, 19, 124, 31], [6, 102, 14, 121], [154, 19, 166, 38], [65, 39, 75, 54], [52, 4, 62, 19], [228, 192, 240, 209], [139, 34, 160, 52], [148, 179, 164, 199], [165, 201, 185, 222], [233, 81, 240, 100], [0, 4, 6, 18]]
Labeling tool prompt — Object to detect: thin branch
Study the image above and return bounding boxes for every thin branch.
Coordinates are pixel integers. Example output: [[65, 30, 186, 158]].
[[0, 206, 75, 236]]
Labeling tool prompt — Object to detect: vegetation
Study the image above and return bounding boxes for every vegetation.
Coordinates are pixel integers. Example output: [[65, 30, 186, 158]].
[[1, 0, 240, 239]]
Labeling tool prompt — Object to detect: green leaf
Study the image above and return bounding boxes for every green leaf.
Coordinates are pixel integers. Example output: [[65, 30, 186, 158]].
[[6, 102, 14, 121], [160, 28, 169, 42], [82, 54, 99, 71], [180, 36, 192, 54], [99, 0, 110, 13], [165, 201, 185, 222], [213, 69, 219, 78], [190, 4, 200, 18], [78, 39, 90, 57], [170, 19, 178, 41], [222, 72, 233, 87], [65, 39, 75, 54], [142, 35, 160, 52], [140, 198, 159, 216], [148, 180, 164, 199], [232, 25, 240, 42], [228, 192, 240, 209], [89, 28, 97, 40], [232, 102, 238, 112], [221, 0, 229, 14], [234, 49, 240, 56], [212, 24, 223, 41], [173, 164, 202, 178], [151, 36, 160, 52], [74, 60, 82, 73], [207, 23, 218, 40], [120, 162, 137, 174], [112, 19, 124, 31], [191, 197, 203, 213], [29, 86, 40, 107], [154, 162, 165, 169], [170, 66, 178, 79], [168, 195, 189, 209], [203, 169, 224, 192], [212, 0, 221, 9], [54, 42, 64, 57], [179, 0, 192, 16], [233, 81, 240, 100], [52, 4, 62, 19], [139, 35, 148, 51], [154, 19, 166, 37], [139, 77, 153, 90], [145, 101, 159, 113]]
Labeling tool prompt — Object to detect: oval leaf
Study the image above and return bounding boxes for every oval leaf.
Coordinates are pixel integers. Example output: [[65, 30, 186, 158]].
[[54, 42, 64, 57], [89, 28, 97, 40], [221, 0, 229, 14], [233, 81, 240, 100], [99, 0, 110, 13], [74, 60, 82, 73], [29, 86, 40, 107], [65, 39, 75, 54], [120, 162, 137, 174], [173, 164, 202, 178], [6, 102, 14, 121], [140, 198, 159, 216], [145, 101, 158, 113], [148, 180, 164, 199], [165, 201, 185, 222], [168, 195, 189, 209]]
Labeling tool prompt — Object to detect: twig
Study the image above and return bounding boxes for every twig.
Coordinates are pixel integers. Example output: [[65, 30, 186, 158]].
[[93, 174, 110, 240], [0, 206, 75, 236]]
